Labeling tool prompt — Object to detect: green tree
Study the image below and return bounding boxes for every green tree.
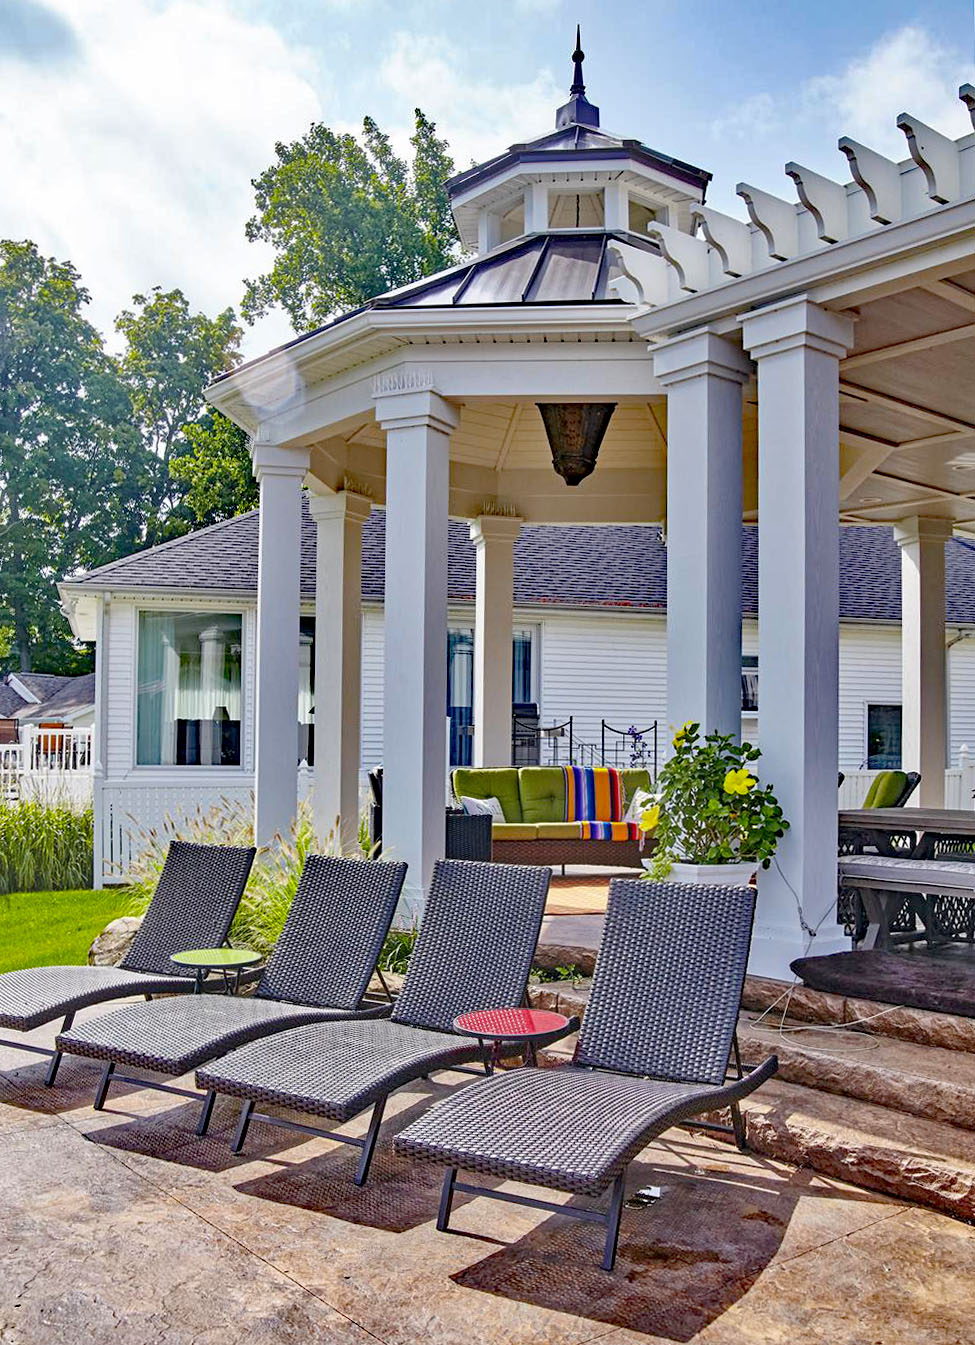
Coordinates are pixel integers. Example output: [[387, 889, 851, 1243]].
[[0, 240, 139, 672], [169, 409, 257, 525], [243, 108, 460, 331], [116, 288, 242, 545]]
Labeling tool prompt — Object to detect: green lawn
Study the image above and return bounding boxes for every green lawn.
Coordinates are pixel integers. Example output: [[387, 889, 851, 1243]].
[[0, 889, 133, 974]]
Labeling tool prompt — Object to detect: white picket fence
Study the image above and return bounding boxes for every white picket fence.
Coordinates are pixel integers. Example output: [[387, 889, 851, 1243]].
[[0, 727, 93, 807], [838, 765, 975, 809]]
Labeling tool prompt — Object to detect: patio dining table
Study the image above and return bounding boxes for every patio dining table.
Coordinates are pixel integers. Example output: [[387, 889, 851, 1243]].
[[839, 808, 975, 858]]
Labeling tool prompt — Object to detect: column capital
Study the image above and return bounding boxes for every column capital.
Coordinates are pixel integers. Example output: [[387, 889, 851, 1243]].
[[469, 514, 522, 547], [652, 326, 753, 388], [372, 366, 459, 434], [739, 295, 855, 361], [251, 441, 311, 482], [894, 516, 954, 547], [306, 487, 372, 527]]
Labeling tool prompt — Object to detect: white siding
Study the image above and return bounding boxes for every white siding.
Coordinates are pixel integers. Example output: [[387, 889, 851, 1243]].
[[539, 612, 667, 763], [949, 638, 975, 765], [838, 624, 901, 768], [360, 606, 385, 772], [105, 600, 137, 777]]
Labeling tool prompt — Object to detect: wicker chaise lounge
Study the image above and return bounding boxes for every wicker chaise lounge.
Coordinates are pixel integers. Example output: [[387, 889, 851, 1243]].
[[56, 855, 407, 1128], [394, 879, 778, 1271], [0, 841, 255, 1087], [195, 859, 555, 1187]]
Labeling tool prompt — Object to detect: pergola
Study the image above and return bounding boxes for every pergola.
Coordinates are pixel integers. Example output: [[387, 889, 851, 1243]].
[[207, 46, 975, 977]]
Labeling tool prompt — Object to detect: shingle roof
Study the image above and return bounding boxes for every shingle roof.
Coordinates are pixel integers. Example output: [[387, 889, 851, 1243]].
[[17, 673, 95, 722], [64, 500, 975, 625], [0, 683, 27, 718]]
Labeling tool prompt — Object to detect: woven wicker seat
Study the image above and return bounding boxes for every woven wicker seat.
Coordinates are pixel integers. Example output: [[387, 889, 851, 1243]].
[[393, 879, 778, 1271], [56, 855, 407, 1120], [196, 859, 552, 1185], [0, 841, 255, 1086]]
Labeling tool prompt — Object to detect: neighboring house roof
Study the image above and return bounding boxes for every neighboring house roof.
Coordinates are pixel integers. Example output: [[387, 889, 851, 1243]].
[[17, 673, 96, 724], [62, 499, 975, 626], [0, 672, 94, 723]]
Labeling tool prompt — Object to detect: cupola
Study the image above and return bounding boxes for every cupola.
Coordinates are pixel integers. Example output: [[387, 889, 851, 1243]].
[[446, 30, 712, 255]]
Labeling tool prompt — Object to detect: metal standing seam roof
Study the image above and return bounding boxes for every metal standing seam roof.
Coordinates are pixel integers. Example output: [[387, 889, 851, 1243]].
[[62, 499, 975, 626]]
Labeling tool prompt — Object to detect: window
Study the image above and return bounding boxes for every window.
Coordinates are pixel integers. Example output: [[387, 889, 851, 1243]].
[[446, 626, 537, 767], [627, 199, 659, 235], [499, 199, 525, 242], [548, 191, 605, 229], [867, 704, 902, 769], [137, 612, 242, 766], [741, 655, 758, 713], [298, 617, 314, 766]]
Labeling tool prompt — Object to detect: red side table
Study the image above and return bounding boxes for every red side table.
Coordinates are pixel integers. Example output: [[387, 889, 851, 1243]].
[[453, 1006, 574, 1067]]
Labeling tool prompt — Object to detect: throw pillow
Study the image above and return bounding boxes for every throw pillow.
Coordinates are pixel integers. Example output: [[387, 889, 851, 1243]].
[[460, 795, 506, 821], [623, 787, 654, 823]]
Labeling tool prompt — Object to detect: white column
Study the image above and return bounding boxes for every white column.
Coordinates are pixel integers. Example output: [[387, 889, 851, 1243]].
[[374, 373, 458, 916], [654, 328, 752, 740], [252, 441, 310, 844], [895, 516, 951, 806], [740, 296, 855, 976], [308, 488, 371, 850], [91, 596, 109, 889], [470, 515, 521, 767], [198, 625, 225, 766]]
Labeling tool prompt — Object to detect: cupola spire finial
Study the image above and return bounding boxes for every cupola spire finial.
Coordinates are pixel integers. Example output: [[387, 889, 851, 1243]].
[[570, 24, 585, 96], [555, 24, 600, 129]]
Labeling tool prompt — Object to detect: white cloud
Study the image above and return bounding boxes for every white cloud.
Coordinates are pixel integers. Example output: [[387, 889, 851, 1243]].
[[0, 0, 321, 356], [802, 25, 972, 155], [376, 31, 563, 170]]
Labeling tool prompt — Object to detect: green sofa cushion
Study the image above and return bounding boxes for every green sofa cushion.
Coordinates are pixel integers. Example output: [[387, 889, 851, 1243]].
[[620, 769, 652, 807], [863, 770, 908, 809], [492, 823, 539, 841], [518, 767, 566, 823], [536, 822, 585, 839], [452, 768, 523, 822]]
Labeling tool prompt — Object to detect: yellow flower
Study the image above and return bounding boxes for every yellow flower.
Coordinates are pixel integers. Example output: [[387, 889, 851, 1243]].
[[639, 804, 660, 833], [723, 768, 757, 796], [672, 720, 694, 749]]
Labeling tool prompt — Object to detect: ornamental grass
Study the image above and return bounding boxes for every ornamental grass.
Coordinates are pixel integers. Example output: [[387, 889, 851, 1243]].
[[0, 800, 94, 895]]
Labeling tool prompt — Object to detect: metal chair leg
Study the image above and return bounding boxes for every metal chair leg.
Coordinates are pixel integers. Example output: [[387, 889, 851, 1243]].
[[437, 1168, 458, 1232], [45, 1011, 74, 1087], [354, 1098, 386, 1187], [231, 1100, 255, 1154], [601, 1171, 626, 1272], [730, 1101, 748, 1152], [196, 1089, 217, 1136], [93, 1061, 116, 1110]]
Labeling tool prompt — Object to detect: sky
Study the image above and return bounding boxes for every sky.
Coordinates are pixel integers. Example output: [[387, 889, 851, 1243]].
[[1, 0, 973, 359]]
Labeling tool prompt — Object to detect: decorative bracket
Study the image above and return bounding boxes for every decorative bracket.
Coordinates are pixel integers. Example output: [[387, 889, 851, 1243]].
[[736, 183, 798, 260], [785, 162, 848, 243], [692, 206, 752, 278], [837, 138, 901, 224], [897, 113, 960, 205], [646, 221, 710, 292], [605, 242, 670, 307]]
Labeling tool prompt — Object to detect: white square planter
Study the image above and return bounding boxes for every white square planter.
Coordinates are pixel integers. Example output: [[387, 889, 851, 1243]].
[[642, 860, 757, 886]]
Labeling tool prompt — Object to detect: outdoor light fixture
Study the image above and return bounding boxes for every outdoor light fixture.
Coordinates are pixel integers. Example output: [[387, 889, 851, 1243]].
[[537, 403, 617, 486]]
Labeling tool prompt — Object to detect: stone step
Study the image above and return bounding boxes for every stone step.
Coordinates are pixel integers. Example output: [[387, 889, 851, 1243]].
[[737, 1011, 975, 1132], [743, 974, 975, 1054], [728, 1078, 975, 1223]]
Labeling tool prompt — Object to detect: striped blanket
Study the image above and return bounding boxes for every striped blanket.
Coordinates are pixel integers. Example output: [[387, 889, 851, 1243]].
[[562, 766, 641, 842]]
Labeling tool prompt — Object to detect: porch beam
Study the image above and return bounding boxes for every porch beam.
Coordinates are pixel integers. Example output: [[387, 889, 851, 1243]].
[[470, 515, 522, 767], [308, 488, 372, 851], [740, 295, 855, 976], [374, 371, 458, 918], [841, 323, 975, 372], [654, 327, 752, 739], [894, 516, 953, 807], [920, 280, 975, 314], [839, 382, 975, 436], [252, 440, 311, 844]]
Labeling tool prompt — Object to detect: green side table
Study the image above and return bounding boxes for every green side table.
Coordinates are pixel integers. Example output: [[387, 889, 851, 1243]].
[[170, 947, 262, 995]]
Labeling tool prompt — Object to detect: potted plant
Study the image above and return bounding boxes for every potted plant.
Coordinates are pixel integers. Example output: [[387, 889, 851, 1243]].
[[639, 722, 788, 885]]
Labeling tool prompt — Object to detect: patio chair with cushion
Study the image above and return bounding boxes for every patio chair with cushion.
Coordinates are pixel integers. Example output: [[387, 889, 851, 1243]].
[[56, 855, 407, 1129], [0, 841, 256, 1088], [837, 769, 922, 940], [393, 878, 778, 1271], [194, 859, 555, 1187]]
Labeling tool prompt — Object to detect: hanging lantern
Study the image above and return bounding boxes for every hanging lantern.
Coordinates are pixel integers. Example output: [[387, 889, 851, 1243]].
[[537, 403, 617, 486]]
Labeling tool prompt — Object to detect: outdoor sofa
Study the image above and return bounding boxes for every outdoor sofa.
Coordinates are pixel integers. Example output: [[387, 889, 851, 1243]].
[[0, 841, 255, 1087], [452, 765, 652, 867], [195, 858, 557, 1186], [394, 878, 778, 1271], [56, 855, 407, 1128]]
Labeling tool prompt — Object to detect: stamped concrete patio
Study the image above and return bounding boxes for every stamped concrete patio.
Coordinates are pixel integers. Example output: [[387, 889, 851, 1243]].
[[2, 1012, 974, 1345]]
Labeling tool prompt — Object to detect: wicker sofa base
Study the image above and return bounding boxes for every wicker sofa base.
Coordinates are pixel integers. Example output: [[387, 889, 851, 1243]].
[[491, 838, 646, 868]]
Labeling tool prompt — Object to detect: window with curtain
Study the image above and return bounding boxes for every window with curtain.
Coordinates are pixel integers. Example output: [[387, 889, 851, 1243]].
[[137, 612, 243, 766], [741, 655, 759, 712], [299, 617, 315, 766], [512, 628, 534, 704]]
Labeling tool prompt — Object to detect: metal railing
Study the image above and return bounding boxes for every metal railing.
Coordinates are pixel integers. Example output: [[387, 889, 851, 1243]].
[[510, 717, 659, 775]]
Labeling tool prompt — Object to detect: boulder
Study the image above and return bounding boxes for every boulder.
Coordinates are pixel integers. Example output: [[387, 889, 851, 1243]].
[[88, 915, 144, 967]]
